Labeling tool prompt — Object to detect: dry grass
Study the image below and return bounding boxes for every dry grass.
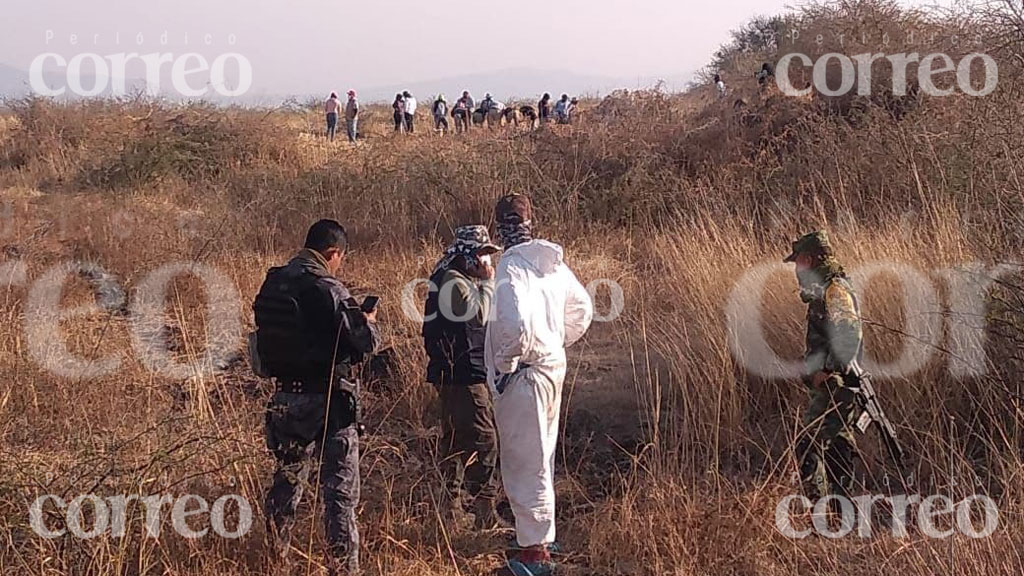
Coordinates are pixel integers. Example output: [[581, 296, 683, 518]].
[[2, 1, 1024, 574]]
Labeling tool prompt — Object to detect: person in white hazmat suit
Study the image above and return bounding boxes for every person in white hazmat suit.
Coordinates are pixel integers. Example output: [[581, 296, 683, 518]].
[[485, 194, 593, 576]]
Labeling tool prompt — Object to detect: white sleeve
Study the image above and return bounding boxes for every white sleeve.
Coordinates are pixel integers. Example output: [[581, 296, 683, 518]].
[[563, 265, 593, 347], [490, 266, 530, 374]]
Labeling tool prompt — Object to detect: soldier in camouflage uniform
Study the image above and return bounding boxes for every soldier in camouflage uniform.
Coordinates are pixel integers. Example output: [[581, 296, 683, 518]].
[[254, 220, 379, 576], [784, 230, 863, 500]]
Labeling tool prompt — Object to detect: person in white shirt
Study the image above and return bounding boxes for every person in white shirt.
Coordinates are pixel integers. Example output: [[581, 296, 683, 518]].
[[554, 94, 571, 124], [485, 194, 593, 576], [403, 91, 418, 134], [478, 93, 505, 113]]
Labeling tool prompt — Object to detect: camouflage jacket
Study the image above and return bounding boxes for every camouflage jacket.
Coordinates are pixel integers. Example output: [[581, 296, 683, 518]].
[[803, 272, 863, 383]]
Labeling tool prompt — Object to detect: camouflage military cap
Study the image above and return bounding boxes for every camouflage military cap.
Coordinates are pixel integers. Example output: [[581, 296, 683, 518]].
[[452, 225, 501, 256], [783, 230, 832, 263]]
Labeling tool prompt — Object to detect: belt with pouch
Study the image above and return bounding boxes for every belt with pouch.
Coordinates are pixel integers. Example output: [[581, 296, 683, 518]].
[[275, 379, 329, 394], [274, 363, 353, 394]]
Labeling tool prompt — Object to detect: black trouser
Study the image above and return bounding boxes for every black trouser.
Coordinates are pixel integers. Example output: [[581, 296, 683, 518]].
[[404, 112, 415, 133], [437, 383, 500, 504], [394, 111, 405, 132], [265, 391, 360, 575]]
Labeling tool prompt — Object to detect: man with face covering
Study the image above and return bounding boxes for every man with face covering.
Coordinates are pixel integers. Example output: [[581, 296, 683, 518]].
[[423, 225, 508, 530], [486, 194, 593, 576], [784, 230, 864, 501]]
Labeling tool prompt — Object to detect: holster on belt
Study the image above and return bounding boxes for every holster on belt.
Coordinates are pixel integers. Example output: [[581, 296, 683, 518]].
[[275, 371, 360, 429]]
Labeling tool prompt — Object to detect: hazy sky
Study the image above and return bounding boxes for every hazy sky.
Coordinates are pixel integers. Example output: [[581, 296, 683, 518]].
[[1, 0, 800, 94], [2, 0, 958, 98]]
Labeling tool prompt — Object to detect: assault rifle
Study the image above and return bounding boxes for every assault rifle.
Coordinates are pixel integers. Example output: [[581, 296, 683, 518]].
[[848, 360, 906, 472]]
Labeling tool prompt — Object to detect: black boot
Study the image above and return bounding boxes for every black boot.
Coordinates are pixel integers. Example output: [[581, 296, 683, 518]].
[[474, 498, 514, 531]]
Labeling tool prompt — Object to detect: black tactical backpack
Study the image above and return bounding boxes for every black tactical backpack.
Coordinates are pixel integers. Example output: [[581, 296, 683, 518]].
[[252, 266, 313, 380]]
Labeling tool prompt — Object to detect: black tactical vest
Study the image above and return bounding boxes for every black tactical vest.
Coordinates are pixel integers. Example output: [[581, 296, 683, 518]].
[[422, 268, 488, 387]]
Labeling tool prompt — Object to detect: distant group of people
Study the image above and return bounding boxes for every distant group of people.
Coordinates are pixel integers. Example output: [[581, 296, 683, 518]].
[[327, 65, 783, 143], [324, 90, 360, 142], [324, 89, 580, 141], [540, 93, 579, 125], [392, 91, 419, 133], [438, 91, 580, 134], [709, 62, 775, 101]]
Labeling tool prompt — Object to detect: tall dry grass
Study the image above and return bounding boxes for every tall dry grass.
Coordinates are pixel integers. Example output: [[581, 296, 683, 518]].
[[2, 1, 1024, 574]]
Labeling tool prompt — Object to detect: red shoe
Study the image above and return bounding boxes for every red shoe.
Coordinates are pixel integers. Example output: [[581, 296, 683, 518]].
[[494, 546, 555, 576]]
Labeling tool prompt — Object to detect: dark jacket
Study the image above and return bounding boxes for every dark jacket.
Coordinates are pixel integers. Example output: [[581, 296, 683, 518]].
[[538, 98, 552, 119], [255, 249, 379, 387], [422, 266, 493, 387]]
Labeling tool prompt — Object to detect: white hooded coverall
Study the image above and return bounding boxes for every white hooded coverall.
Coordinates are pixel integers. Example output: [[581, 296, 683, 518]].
[[485, 239, 594, 548]]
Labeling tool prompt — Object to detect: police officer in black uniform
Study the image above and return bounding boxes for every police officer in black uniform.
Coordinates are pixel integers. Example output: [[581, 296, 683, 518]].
[[253, 219, 379, 576]]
